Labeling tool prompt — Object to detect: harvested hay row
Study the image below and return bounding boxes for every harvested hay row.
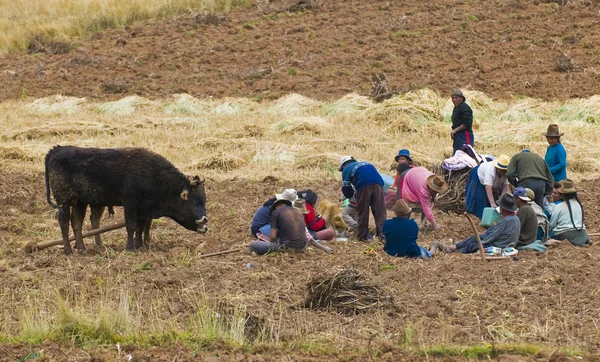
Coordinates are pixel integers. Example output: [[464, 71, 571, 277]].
[[295, 152, 339, 169], [304, 268, 394, 315], [433, 164, 471, 214], [193, 152, 247, 171]]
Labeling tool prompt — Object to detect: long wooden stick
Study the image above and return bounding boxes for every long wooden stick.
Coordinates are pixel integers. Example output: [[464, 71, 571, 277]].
[[197, 248, 243, 259], [24, 221, 126, 253], [464, 213, 508, 261], [464, 213, 487, 262]]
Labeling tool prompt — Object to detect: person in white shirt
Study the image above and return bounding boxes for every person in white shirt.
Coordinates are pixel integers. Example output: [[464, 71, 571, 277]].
[[465, 155, 511, 219], [548, 179, 589, 246]]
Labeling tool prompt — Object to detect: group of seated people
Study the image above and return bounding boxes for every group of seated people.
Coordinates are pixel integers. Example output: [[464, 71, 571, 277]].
[[248, 145, 590, 258], [249, 188, 344, 255]]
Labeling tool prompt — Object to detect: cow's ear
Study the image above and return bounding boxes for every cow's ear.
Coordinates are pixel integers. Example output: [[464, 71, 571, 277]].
[[180, 189, 189, 201]]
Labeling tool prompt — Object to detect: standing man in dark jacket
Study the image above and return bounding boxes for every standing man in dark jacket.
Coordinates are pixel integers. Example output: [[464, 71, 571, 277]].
[[338, 156, 386, 242], [507, 150, 554, 208], [450, 89, 474, 154]]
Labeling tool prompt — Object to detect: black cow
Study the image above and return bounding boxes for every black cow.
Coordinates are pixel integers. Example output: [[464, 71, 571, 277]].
[[45, 146, 208, 254]]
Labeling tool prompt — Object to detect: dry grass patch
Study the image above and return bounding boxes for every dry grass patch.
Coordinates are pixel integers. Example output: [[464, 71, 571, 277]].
[[0, 0, 250, 53]]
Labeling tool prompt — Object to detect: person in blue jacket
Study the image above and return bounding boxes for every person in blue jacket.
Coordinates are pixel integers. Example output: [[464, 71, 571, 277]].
[[543, 124, 567, 182], [338, 156, 386, 242], [383, 199, 433, 258]]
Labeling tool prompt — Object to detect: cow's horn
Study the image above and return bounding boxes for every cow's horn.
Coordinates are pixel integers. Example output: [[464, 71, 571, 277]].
[[180, 189, 189, 200]]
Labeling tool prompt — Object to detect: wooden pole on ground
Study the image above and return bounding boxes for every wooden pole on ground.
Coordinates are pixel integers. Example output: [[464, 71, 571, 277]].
[[464, 213, 507, 261], [198, 248, 244, 259], [24, 221, 126, 253]]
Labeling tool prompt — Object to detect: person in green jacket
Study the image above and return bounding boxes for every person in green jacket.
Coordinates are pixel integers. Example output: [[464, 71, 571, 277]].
[[507, 150, 554, 208]]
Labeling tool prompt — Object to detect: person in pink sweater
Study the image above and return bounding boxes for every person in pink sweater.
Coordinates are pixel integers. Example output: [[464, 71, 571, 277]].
[[400, 167, 448, 230]]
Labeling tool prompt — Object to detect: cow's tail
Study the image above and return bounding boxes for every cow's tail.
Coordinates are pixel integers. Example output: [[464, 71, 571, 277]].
[[44, 150, 58, 209]]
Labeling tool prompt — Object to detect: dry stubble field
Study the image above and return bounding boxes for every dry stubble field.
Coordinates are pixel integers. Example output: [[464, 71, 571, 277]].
[[1, 93, 600, 361]]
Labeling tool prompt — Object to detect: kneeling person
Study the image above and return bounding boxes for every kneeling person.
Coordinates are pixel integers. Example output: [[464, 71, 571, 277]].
[[383, 199, 432, 258], [443, 193, 520, 254]]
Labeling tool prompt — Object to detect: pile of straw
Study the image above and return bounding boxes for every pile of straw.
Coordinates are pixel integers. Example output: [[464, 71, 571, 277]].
[[304, 268, 394, 315], [433, 164, 471, 214]]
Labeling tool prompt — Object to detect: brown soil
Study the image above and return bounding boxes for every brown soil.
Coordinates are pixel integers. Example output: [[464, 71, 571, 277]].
[[1, 0, 600, 102], [1, 169, 600, 360]]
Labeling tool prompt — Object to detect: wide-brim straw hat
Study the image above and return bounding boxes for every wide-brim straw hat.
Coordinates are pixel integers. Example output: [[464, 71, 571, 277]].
[[543, 124, 564, 137], [558, 179, 576, 194], [426, 175, 449, 193], [496, 193, 517, 212], [393, 199, 412, 216], [293, 199, 309, 215], [493, 155, 510, 170]]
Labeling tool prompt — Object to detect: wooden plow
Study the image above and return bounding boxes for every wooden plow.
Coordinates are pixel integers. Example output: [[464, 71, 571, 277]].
[[24, 221, 126, 253]]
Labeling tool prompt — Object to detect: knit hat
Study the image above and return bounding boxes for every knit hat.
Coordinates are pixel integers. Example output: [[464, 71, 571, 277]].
[[451, 89, 465, 99]]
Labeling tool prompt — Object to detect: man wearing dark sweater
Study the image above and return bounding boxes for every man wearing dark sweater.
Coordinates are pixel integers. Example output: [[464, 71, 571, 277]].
[[514, 187, 538, 248], [383, 199, 432, 258], [339, 156, 386, 242], [439, 193, 521, 254], [507, 150, 554, 207], [450, 89, 474, 154]]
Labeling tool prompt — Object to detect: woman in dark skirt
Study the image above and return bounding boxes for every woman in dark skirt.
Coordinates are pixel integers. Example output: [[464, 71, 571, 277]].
[[465, 155, 511, 219]]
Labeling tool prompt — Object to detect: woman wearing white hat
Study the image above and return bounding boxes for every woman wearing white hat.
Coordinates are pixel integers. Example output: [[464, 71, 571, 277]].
[[465, 155, 511, 219]]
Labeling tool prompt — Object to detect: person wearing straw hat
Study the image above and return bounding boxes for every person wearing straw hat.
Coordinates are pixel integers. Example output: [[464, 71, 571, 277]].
[[450, 89, 475, 154], [436, 193, 521, 254], [383, 199, 435, 258], [513, 187, 538, 248], [548, 179, 590, 246], [507, 150, 554, 208], [465, 155, 511, 219], [542, 181, 564, 217], [400, 167, 448, 230], [543, 124, 567, 182], [338, 156, 386, 242], [249, 194, 333, 255]]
